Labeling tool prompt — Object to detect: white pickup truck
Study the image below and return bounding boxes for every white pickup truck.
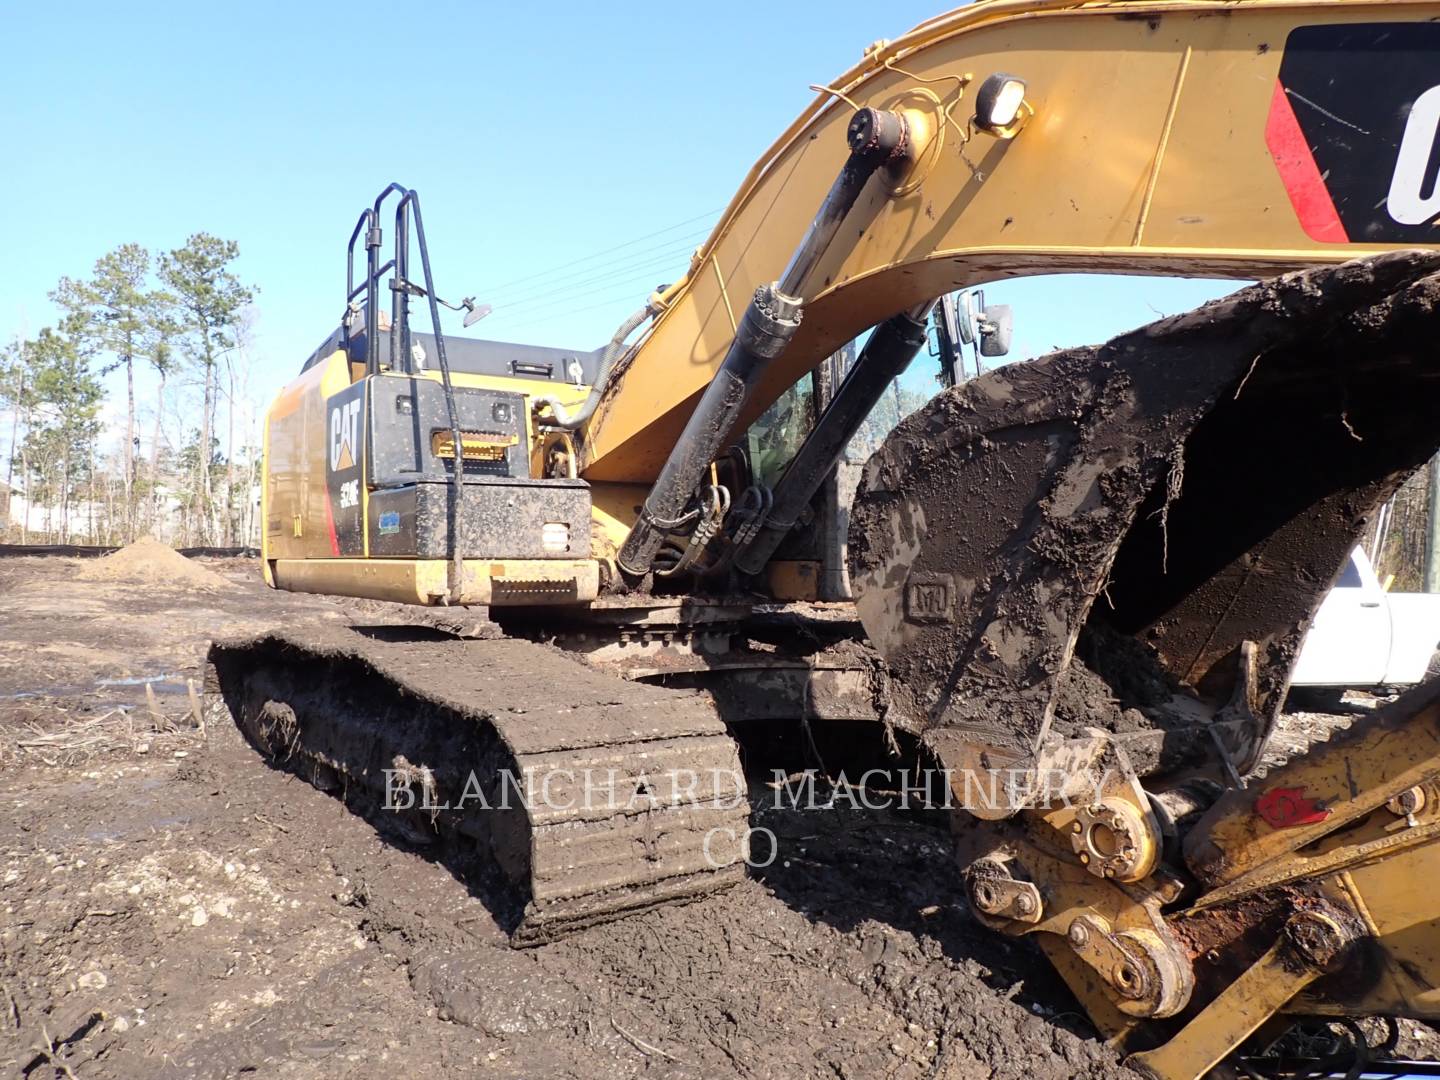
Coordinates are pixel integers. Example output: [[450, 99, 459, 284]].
[[1291, 547, 1440, 690]]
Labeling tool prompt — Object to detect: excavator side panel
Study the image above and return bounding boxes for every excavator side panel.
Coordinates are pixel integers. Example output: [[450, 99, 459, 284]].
[[262, 356, 600, 606]]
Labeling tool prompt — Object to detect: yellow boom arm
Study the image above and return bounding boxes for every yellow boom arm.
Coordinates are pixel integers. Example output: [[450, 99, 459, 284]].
[[581, 0, 1440, 483]]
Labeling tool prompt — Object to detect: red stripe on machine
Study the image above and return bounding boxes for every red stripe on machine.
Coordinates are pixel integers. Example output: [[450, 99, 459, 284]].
[[323, 493, 340, 556], [1255, 785, 1331, 829], [1265, 80, 1349, 244]]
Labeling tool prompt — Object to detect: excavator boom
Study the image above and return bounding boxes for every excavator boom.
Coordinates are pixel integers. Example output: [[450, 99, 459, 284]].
[[580, 0, 1440, 484]]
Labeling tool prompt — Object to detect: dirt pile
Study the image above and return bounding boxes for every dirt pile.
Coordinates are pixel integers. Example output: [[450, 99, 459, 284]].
[[78, 537, 229, 591]]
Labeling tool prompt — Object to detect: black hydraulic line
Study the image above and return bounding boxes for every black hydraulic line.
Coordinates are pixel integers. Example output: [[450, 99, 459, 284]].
[[614, 278, 802, 576], [936, 292, 966, 389], [732, 301, 935, 577], [532, 300, 659, 431], [616, 107, 911, 577]]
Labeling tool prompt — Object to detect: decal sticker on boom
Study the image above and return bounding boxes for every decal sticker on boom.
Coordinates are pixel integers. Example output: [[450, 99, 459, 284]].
[[1255, 786, 1331, 830], [1269, 23, 1440, 244]]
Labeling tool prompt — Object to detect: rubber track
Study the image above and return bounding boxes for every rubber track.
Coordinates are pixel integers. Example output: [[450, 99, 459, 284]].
[[205, 625, 749, 944]]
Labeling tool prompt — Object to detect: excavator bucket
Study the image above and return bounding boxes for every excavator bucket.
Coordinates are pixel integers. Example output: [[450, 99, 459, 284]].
[[850, 252, 1440, 784]]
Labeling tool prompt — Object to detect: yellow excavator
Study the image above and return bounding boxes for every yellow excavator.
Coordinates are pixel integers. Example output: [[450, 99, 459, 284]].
[[207, 2, 1440, 1076]]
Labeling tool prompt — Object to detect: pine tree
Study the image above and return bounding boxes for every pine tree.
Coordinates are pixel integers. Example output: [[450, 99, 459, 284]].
[[158, 235, 254, 544], [0, 339, 30, 536], [24, 328, 103, 542], [51, 244, 171, 541]]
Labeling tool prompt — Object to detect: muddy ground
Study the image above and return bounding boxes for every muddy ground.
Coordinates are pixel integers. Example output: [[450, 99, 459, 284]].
[[0, 554, 1429, 1079]]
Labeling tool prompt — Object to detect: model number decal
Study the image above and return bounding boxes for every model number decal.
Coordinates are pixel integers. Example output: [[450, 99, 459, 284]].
[[324, 386, 366, 557]]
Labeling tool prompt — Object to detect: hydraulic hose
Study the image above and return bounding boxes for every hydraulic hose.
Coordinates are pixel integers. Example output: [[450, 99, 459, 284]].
[[532, 299, 660, 430], [617, 107, 911, 578], [733, 300, 935, 577]]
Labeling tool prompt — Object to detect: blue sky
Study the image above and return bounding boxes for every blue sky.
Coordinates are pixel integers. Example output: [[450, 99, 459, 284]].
[[3, 0, 1238, 441]]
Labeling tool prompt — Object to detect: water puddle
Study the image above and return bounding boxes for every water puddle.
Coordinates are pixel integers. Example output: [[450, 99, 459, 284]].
[[0, 672, 188, 702]]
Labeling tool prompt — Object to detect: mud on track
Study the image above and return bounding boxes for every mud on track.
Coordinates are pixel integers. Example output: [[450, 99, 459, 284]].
[[0, 555, 1149, 1078]]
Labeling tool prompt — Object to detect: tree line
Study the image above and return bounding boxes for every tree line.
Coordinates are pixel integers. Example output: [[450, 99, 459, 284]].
[[1, 236, 258, 546]]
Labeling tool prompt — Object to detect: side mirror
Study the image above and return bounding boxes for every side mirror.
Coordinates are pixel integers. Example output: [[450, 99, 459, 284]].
[[977, 304, 1012, 358], [953, 289, 1012, 358]]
